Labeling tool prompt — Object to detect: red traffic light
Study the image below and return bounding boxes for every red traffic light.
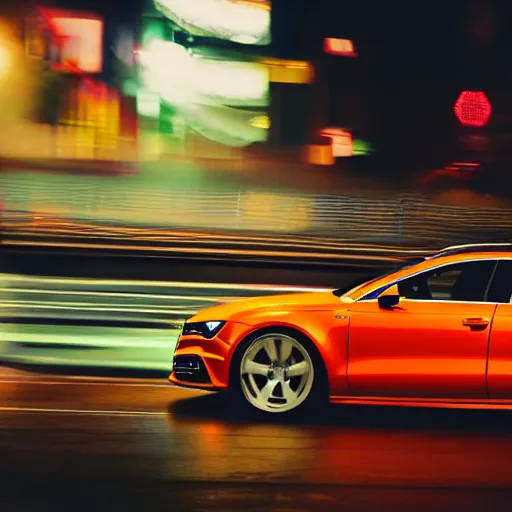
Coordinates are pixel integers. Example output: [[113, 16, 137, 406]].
[[454, 91, 491, 127]]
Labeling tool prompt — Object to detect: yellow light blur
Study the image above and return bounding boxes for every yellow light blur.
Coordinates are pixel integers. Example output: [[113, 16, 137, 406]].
[[237, 0, 271, 11], [0, 18, 34, 129], [259, 58, 314, 84], [249, 115, 270, 129], [0, 45, 9, 75]]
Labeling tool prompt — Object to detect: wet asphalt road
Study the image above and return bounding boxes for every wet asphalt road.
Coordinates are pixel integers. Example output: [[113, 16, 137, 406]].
[[3, 368, 512, 511]]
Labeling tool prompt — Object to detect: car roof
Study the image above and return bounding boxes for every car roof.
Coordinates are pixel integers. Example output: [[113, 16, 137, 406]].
[[432, 243, 512, 259], [344, 247, 512, 302]]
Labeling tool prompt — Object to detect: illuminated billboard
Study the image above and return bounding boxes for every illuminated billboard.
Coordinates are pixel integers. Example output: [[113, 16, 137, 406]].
[[52, 17, 103, 73], [139, 40, 269, 106], [138, 40, 270, 146], [154, 0, 271, 45], [33, 7, 104, 73]]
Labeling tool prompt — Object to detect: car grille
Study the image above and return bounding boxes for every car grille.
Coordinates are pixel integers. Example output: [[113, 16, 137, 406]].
[[173, 355, 211, 384]]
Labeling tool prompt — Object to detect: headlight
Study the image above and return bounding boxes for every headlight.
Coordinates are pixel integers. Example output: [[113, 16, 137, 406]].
[[182, 320, 226, 339]]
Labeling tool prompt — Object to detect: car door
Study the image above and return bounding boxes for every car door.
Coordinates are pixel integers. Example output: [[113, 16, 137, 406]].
[[346, 259, 498, 399], [485, 260, 512, 399]]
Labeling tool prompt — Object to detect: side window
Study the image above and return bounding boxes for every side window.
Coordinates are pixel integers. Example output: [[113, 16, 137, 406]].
[[397, 260, 497, 302], [427, 269, 463, 300], [487, 260, 512, 303]]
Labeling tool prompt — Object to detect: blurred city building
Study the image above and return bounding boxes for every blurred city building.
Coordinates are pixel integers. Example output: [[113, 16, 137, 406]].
[[0, 0, 371, 165], [2, 0, 510, 175], [130, 0, 318, 160], [125, 0, 374, 164], [22, 5, 139, 160]]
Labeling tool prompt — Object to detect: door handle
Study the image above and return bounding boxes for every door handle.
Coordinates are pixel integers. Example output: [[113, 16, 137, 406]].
[[462, 317, 490, 329]]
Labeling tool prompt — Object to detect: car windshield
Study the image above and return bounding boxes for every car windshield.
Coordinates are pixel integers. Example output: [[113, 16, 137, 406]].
[[332, 257, 426, 297]]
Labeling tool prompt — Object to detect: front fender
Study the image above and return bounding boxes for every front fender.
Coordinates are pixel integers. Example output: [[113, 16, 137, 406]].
[[229, 309, 350, 395]]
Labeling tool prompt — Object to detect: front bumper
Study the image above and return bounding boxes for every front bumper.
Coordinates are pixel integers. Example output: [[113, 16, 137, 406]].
[[169, 350, 228, 391], [168, 321, 250, 390], [171, 355, 211, 384]]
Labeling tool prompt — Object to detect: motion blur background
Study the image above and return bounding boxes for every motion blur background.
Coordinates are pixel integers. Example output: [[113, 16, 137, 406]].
[[4, 3, 512, 511], [0, 0, 511, 373]]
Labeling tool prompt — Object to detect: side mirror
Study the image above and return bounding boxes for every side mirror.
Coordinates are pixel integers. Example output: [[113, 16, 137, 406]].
[[378, 284, 400, 309]]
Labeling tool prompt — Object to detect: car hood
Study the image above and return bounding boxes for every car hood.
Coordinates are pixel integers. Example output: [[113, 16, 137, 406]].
[[190, 291, 339, 322]]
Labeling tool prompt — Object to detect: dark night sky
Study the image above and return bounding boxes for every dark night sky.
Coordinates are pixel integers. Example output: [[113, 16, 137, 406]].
[[33, 0, 512, 97]]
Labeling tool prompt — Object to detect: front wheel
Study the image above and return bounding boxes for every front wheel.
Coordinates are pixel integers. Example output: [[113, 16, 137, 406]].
[[236, 331, 324, 414]]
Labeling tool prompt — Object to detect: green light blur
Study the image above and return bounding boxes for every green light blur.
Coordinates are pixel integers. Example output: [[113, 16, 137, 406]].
[[141, 19, 166, 47], [353, 139, 373, 156], [0, 274, 321, 372]]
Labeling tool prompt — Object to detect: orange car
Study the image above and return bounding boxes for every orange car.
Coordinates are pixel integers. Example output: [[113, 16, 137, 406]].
[[170, 243, 512, 414]]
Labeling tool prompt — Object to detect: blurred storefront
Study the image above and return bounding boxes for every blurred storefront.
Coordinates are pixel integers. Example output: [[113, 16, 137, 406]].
[[56, 78, 119, 159], [20, 6, 137, 160]]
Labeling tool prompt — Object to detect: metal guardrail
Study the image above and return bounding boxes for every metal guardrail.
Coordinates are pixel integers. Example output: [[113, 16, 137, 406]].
[[1, 173, 511, 248], [0, 275, 330, 371], [0, 274, 329, 323]]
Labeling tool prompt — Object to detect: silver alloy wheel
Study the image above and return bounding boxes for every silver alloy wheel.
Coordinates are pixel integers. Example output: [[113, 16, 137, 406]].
[[239, 333, 315, 413]]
